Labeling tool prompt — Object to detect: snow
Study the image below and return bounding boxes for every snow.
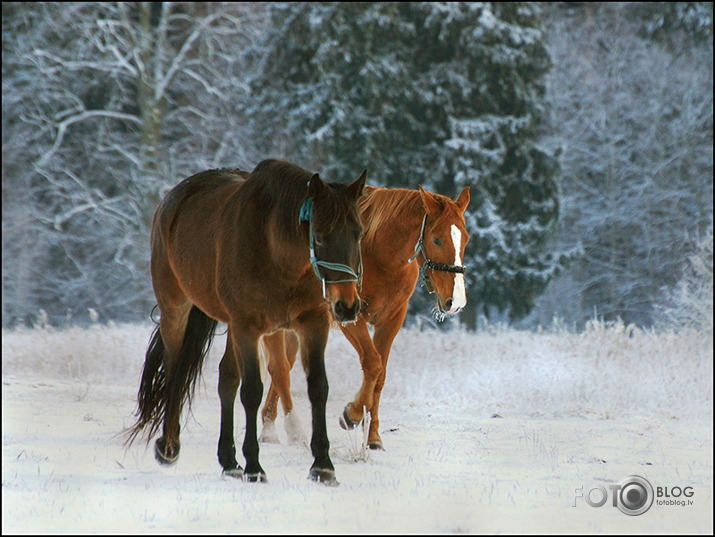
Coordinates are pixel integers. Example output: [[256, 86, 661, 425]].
[[2, 322, 713, 533]]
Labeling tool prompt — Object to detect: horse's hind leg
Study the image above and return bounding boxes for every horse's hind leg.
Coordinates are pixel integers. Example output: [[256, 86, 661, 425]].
[[260, 331, 304, 445], [259, 332, 285, 444], [218, 329, 243, 477], [148, 231, 193, 466], [281, 331, 305, 444], [153, 305, 192, 465], [154, 304, 219, 466]]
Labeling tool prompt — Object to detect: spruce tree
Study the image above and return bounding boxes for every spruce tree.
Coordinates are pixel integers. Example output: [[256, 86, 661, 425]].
[[246, 2, 567, 325]]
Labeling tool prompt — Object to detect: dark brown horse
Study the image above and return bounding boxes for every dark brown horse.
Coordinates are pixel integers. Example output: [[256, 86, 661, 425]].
[[125, 159, 367, 485], [260, 185, 470, 449]]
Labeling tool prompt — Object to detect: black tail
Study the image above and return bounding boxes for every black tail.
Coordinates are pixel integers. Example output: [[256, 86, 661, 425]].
[[124, 306, 218, 446]]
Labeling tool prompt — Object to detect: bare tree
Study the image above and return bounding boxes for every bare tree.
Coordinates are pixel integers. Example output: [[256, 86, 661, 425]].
[[529, 3, 713, 328], [658, 228, 713, 333], [2, 2, 265, 326]]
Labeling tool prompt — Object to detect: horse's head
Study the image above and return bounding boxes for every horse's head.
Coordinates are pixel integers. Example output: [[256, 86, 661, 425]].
[[414, 186, 471, 317], [305, 169, 367, 323]]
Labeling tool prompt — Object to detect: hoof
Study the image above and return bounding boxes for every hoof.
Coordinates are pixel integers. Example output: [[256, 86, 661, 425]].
[[339, 406, 360, 430], [154, 437, 180, 466], [243, 472, 268, 483], [222, 466, 244, 479], [368, 440, 384, 451], [309, 468, 339, 487]]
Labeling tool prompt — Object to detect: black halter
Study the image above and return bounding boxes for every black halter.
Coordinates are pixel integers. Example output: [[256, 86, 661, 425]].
[[408, 214, 466, 294]]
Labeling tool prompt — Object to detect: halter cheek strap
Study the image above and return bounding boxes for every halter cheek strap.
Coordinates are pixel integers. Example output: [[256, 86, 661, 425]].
[[299, 198, 363, 299], [408, 214, 466, 294]]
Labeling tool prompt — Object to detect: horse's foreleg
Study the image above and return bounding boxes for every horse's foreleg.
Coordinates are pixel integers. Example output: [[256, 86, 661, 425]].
[[365, 305, 408, 450], [233, 326, 266, 483], [339, 318, 382, 430], [218, 331, 242, 477], [296, 318, 336, 486]]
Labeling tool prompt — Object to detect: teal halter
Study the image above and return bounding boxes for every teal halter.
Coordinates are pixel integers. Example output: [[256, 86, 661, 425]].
[[299, 198, 363, 299]]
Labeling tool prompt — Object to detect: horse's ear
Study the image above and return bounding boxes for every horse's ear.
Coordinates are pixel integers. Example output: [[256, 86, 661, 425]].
[[308, 173, 326, 199], [455, 186, 470, 213], [419, 186, 441, 215], [348, 169, 367, 199]]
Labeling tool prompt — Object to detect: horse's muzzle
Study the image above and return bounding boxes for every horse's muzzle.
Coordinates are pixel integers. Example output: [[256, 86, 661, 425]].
[[332, 298, 360, 323], [436, 296, 465, 316]]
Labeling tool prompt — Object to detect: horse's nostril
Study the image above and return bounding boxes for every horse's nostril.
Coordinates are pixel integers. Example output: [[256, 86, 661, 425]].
[[334, 299, 359, 321], [445, 298, 453, 310]]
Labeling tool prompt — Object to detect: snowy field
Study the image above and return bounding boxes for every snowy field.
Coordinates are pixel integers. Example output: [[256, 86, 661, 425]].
[[2, 321, 713, 534]]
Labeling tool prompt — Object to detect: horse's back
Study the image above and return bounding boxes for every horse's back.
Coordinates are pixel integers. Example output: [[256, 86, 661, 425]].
[[249, 159, 312, 184], [155, 168, 247, 231]]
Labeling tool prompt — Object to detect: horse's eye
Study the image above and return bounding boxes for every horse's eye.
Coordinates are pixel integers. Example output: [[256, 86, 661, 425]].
[[314, 235, 326, 247], [433, 237, 443, 247]]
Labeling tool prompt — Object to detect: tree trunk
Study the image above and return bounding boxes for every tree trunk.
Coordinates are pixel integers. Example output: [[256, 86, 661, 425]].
[[138, 2, 164, 227]]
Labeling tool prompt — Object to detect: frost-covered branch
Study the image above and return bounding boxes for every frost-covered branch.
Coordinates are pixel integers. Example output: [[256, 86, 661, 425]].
[[3, 2, 265, 326], [154, 10, 224, 102], [531, 3, 714, 328], [36, 110, 142, 169]]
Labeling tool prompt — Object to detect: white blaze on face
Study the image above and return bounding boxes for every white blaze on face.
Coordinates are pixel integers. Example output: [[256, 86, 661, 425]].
[[450, 224, 467, 313]]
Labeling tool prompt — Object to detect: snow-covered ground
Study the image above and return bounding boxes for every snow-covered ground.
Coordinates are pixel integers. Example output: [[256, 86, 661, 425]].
[[2, 321, 713, 534]]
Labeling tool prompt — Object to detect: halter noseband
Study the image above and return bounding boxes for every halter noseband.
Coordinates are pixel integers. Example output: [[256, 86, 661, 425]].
[[299, 197, 363, 299], [408, 214, 466, 294]]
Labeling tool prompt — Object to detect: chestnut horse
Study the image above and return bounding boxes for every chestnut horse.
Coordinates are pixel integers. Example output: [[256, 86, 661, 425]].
[[260, 185, 470, 450], [125, 159, 367, 485]]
